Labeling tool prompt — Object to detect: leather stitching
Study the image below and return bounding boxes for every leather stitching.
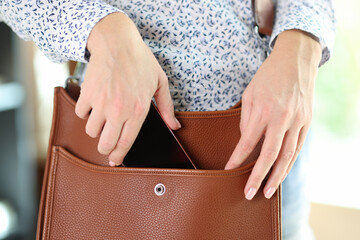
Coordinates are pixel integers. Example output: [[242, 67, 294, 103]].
[[44, 148, 59, 239], [56, 146, 255, 177]]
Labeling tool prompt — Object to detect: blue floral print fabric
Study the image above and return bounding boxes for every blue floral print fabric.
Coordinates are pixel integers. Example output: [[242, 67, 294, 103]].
[[0, 0, 336, 111]]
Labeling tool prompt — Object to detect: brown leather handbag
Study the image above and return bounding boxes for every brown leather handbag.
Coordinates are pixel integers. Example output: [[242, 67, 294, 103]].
[[36, 82, 281, 239], [37, 1, 279, 239]]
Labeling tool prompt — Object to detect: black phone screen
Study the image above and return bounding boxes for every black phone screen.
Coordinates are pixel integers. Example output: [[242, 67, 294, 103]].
[[122, 101, 196, 169]]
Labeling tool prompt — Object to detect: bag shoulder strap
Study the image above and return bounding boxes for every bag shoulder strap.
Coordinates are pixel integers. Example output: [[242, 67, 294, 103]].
[[252, 0, 275, 36]]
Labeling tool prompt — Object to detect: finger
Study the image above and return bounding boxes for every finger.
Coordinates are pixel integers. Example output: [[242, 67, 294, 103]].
[[108, 112, 147, 165], [224, 110, 265, 170], [285, 125, 310, 175], [263, 128, 300, 199], [85, 108, 105, 138], [239, 93, 252, 133], [75, 93, 92, 119], [244, 127, 285, 200], [153, 70, 181, 130], [98, 119, 124, 155]]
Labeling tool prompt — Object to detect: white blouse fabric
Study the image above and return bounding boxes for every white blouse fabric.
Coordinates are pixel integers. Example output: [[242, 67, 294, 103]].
[[0, 0, 336, 111]]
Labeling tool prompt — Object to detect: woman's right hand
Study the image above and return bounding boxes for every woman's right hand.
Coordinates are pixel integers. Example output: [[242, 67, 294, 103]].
[[75, 12, 181, 166]]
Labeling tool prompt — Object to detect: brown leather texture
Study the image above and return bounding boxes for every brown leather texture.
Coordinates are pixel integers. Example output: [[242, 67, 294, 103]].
[[37, 87, 281, 239], [253, 0, 275, 36]]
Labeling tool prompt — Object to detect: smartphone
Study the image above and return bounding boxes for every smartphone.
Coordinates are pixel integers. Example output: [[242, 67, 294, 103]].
[[122, 101, 196, 169]]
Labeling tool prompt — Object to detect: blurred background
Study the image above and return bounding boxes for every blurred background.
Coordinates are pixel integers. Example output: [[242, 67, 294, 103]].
[[0, 0, 359, 239]]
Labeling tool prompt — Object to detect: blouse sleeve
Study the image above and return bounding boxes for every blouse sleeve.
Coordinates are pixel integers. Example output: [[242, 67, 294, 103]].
[[0, 0, 124, 63], [270, 0, 336, 66]]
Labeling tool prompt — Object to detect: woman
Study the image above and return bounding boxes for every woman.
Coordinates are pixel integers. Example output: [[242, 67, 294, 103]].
[[0, 0, 336, 238]]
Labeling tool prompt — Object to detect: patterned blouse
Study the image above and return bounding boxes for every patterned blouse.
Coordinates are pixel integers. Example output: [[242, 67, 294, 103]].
[[0, 0, 336, 111]]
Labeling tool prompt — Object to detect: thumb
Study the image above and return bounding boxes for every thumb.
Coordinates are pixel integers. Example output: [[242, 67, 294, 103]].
[[153, 71, 181, 130]]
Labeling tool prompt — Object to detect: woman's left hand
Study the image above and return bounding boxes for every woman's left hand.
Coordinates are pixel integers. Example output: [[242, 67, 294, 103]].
[[224, 30, 322, 200]]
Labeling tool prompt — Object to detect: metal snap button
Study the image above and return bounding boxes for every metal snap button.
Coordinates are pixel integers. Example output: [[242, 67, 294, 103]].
[[154, 183, 166, 196]]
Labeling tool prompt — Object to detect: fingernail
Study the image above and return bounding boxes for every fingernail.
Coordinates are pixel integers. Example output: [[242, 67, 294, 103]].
[[109, 161, 116, 167], [265, 187, 276, 199], [224, 163, 233, 170], [175, 118, 182, 128], [245, 188, 257, 200]]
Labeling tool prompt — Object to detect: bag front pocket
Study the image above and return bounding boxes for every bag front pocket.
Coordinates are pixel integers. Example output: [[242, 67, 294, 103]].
[[42, 146, 280, 240]]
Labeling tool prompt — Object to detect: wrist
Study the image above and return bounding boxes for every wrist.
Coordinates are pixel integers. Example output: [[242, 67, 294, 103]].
[[272, 29, 322, 67], [87, 12, 140, 59]]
